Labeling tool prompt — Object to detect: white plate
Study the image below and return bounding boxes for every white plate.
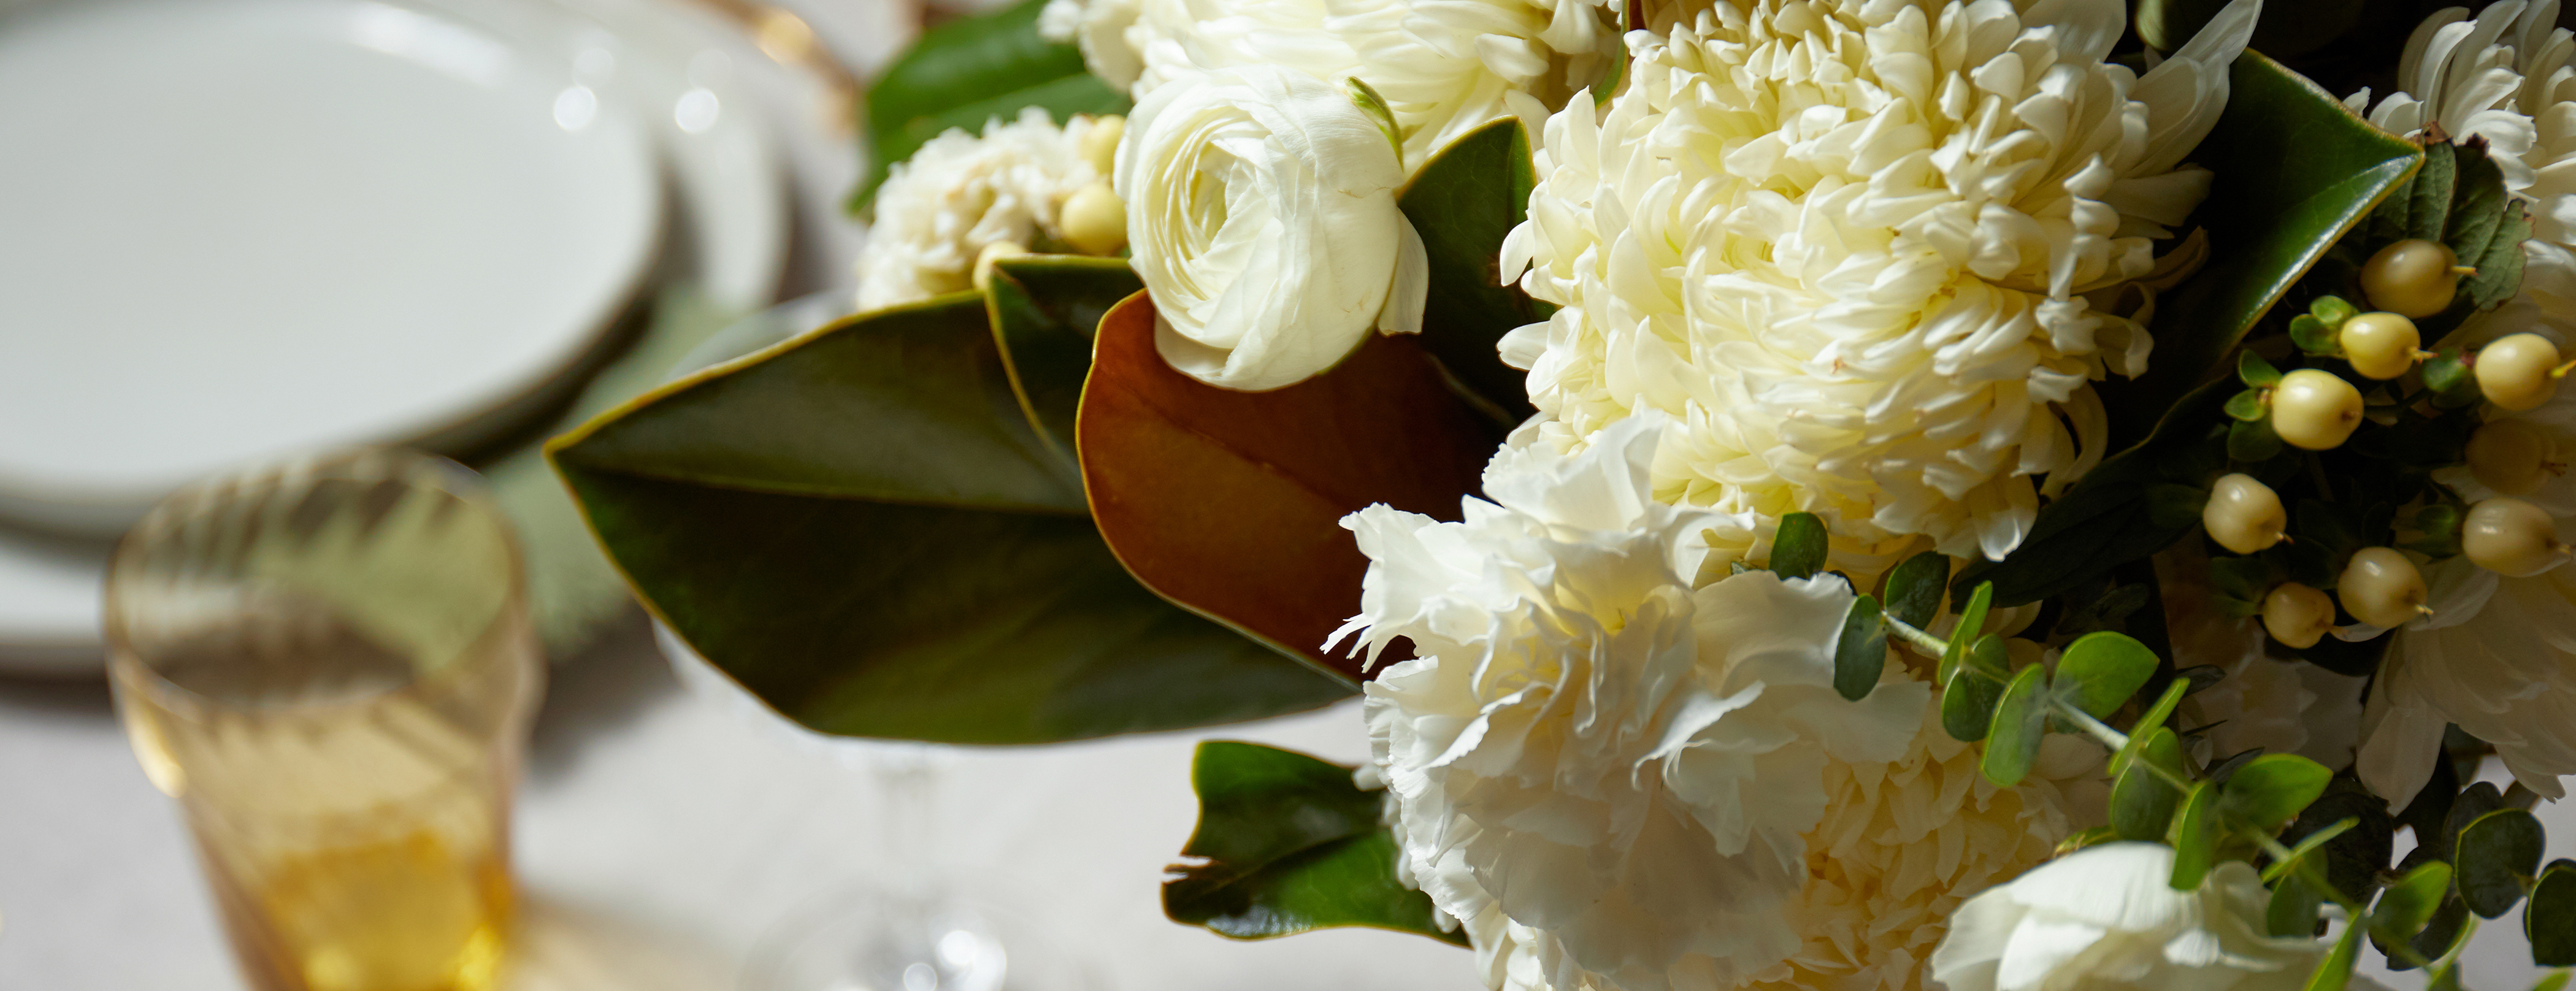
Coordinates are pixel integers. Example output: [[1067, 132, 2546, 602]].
[[0, 0, 664, 532]]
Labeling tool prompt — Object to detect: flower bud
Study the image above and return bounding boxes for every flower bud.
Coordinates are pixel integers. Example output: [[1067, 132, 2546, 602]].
[[2462, 497, 2566, 576], [2202, 473, 2287, 554], [2359, 239, 2462, 318], [2261, 583, 2334, 649], [972, 240, 1027, 293], [2467, 419, 2556, 496], [2475, 333, 2563, 411], [1060, 181, 1127, 256], [1079, 114, 1124, 175], [2272, 369, 2364, 450], [2339, 312, 2421, 380], [2339, 546, 2428, 628]]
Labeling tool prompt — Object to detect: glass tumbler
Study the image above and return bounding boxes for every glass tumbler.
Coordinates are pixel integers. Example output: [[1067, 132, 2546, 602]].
[[103, 450, 543, 991]]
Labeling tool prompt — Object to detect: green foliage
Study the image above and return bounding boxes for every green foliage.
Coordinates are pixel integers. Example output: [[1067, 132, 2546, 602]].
[[2241, 350, 2286, 388], [2361, 139, 2532, 322], [2456, 809, 2546, 918], [2231, 416, 2287, 462], [2055, 632, 2159, 719], [2531, 860, 2576, 966], [1942, 665, 2007, 743], [1881, 551, 1949, 630], [1980, 665, 2050, 787], [2307, 920, 2367, 991], [2114, 680, 2192, 776], [2219, 754, 2334, 832], [2372, 861, 2455, 947], [2171, 780, 2221, 890], [2285, 779, 2396, 898], [1833, 595, 1886, 702], [2111, 727, 2186, 842], [1165, 742, 1467, 945], [854, 0, 1129, 210], [985, 257, 1143, 460], [2227, 389, 2270, 421], [2269, 870, 2326, 938], [1397, 120, 1551, 418], [1938, 583, 1995, 683], [1770, 513, 1828, 580]]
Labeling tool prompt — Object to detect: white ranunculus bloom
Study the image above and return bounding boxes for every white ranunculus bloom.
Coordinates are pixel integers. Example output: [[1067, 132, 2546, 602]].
[[1117, 65, 1428, 390], [1038, 0, 1149, 89], [1929, 843, 2332, 991], [1341, 415, 2092, 991], [854, 109, 1112, 311], [1499, 0, 2258, 566]]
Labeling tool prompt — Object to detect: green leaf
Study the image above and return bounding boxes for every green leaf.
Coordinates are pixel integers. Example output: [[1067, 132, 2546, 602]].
[[2109, 52, 2420, 437], [2434, 781, 2513, 864], [2115, 679, 2193, 775], [1397, 119, 1550, 419], [1941, 668, 2007, 743], [2221, 753, 2334, 832], [2531, 971, 2572, 991], [1881, 551, 1949, 631], [2372, 860, 2455, 946], [2172, 779, 2221, 890], [2284, 781, 2396, 898], [2290, 314, 2342, 356], [2369, 139, 2532, 320], [550, 294, 1352, 744], [2111, 727, 2186, 842], [1164, 742, 1467, 945], [2312, 295, 2360, 326], [2264, 817, 2360, 883], [1966, 634, 2011, 680], [2054, 631, 2160, 718], [2302, 914, 2365, 991], [856, 0, 1129, 210], [985, 256, 1143, 461], [1939, 583, 1995, 683], [2422, 347, 2478, 402], [2530, 859, 2576, 966], [1079, 293, 1503, 682], [2241, 350, 2286, 387], [2269, 870, 2326, 938], [2147, 483, 2210, 529], [2456, 808, 2546, 918], [1980, 664, 2050, 787], [2231, 416, 2287, 462], [1771, 512, 1828, 580], [1834, 595, 1887, 702], [2226, 388, 2271, 421]]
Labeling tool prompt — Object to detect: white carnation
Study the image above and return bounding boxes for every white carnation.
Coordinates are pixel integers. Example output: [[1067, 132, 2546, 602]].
[[854, 109, 1110, 311], [1498, 0, 2257, 565], [1929, 843, 2331, 991]]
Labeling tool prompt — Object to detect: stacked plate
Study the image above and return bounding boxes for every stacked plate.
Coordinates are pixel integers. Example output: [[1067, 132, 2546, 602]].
[[0, 0, 856, 672]]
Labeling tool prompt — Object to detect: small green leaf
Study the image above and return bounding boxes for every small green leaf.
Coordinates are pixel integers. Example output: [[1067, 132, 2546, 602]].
[[2114, 679, 2192, 775], [2436, 781, 2513, 863], [1343, 77, 1403, 166], [2530, 971, 2572, 991], [2264, 817, 2361, 884], [2422, 348, 2480, 405], [2111, 727, 2186, 842], [1881, 551, 1949, 632], [1980, 665, 2051, 787], [2241, 350, 2286, 388], [1965, 634, 2011, 681], [1941, 668, 2007, 743], [2457, 808, 2546, 918], [2171, 779, 2221, 890], [2530, 859, 2576, 966], [1165, 742, 1467, 944], [2221, 753, 2334, 832], [2291, 314, 2342, 355], [2287, 782, 2396, 898], [1938, 582, 1995, 683], [1833, 595, 1887, 702], [2302, 914, 2365, 991], [2054, 631, 2160, 718], [2371, 860, 2455, 946], [2269, 870, 2325, 938], [2312, 295, 2361, 327], [2226, 388, 2272, 421], [1771, 512, 1828, 580], [856, 0, 1128, 209], [2232, 416, 2286, 462]]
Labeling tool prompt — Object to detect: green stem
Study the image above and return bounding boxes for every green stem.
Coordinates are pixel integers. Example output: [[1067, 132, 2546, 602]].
[[1880, 614, 1951, 655]]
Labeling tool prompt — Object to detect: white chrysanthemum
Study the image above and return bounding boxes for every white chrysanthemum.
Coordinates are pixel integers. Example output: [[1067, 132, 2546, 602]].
[[1339, 415, 2091, 991], [1928, 843, 2333, 991], [1498, 0, 2256, 565], [854, 109, 1110, 311]]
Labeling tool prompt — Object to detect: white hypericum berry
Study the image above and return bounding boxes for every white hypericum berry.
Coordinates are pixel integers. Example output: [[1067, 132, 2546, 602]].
[[2261, 583, 2336, 649], [973, 240, 1029, 292], [2463, 497, 2567, 576], [2467, 419, 2557, 496], [2272, 369, 2366, 450], [2340, 312, 2422, 380], [2359, 239, 2461, 318], [2203, 473, 2288, 554], [2339, 546, 2429, 628], [2475, 334, 2564, 411], [1060, 181, 1127, 256], [1081, 114, 1124, 175]]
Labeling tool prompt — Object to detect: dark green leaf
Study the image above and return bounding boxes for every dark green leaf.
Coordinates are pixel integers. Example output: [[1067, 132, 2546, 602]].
[[856, 0, 1129, 210], [2436, 781, 2513, 863], [2222, 753, 2334, 832], [2264, 817, 2361, 883], [2371, 861, 2454, 946], [2241, 350, 2286, 387], [2110, 52, 2420, 437], [2148, 483, 2210, 529], [550, 296, 1351, 744], [2291, 314, 2342, 355], [2172, 779, 2221, 890], [985, 256, 1143, 461], [2456, 808, 2545, 918], [2227, 388, 2272, 421], [2232, 416, 2287, 462], [2112, 727, 2186, 842], [2115, 680, 2192, 775], [2269, 870, 2326, 938], [1942, 667, 2007, 743], [2055, 631, 2160, 718], [1980, 664, 2050, 787], [1771, 512, 1828, 580], [1397, 119, 1549, 419], [2440, 140, 2533, 315], [1939, 582, 1995, 683], [1165, 742, 1466, 944], [1834, 595, 1887, 702], [2404, 893, 2474, 966], [1881, 551, 1949, 631], [2285, 781, 2395, 898], [2529, 859, 2576, 966], [2398, 755, 2465, 850]]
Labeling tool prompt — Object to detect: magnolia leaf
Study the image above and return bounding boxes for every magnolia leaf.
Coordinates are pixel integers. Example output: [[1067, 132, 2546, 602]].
[[550, 294, 1351, 744], [2457, 808, 2546, 918], [2111, 727, 2186, 842], [1397, 119, 1549, 417], [1078, 292, 1503, 681], [1881, 550, 1948, 632], [855, 0, 1129, 210], [2371, 861, 2455, 946], [2221, 753, 2334, 832], [985, 256, 1143, 462], [1771, 512, 1828, 580], [1833, 595, 1887, 702], [2269, 870, 2325, 938], [1165, 742, 1467, 944], [2171, 779, 2221, 890], [2303, 914, 2366, 991], [1941, 667, 2007, 743], [2055, 631, 2160, 718], [2531, 859, 2576, 966], [2112, 52, 2420, 435], [1980, 664, 2050, 787], [1939, 582, 1996, 683]]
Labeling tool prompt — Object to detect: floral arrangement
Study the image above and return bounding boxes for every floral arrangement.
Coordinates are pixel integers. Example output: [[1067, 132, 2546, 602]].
[[547, 0, 2576, 984]]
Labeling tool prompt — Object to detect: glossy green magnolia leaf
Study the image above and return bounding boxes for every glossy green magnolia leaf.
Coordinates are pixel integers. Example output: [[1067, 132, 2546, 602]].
[[1980, 664, 2050, 787], [1833, 595, 1887, 702], [2221, 753, 2334, 832], [855, 0, 1129, 210], [1078, 292, 1503, 681], [2111, 727, 2186, 843], [2114, 679, 2193, 776], [2304, 913, 2366, 991], [2055, 631, 2159, 718], [1881, 551, 1949, 632], [2372, 861, 2455, 946], [1397, 118, 1548, 418], [1941, 668, 2007, 743], [2110, 51, 2420, 437], [984, 256, 1142, 462], [2457, 808, 2546, 918], [1938, 583, 1996, 683], [1771, 512, 1828, 580], [2171, 779, 2221, 890], [1165, 741, 1467, 945], [2269, 870, 2326, 938], [2530, 859, 2576, 966], [550, 294, 1351, 744]]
